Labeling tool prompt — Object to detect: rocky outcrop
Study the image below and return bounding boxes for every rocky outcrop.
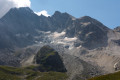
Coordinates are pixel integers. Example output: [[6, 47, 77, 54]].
[[34, 45, 67, 72], [114, 61, 120, 71]]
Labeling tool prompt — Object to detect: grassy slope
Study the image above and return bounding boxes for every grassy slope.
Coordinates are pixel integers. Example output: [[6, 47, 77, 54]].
[[0, 65, 68, 80], [88, 71, 120, 80]]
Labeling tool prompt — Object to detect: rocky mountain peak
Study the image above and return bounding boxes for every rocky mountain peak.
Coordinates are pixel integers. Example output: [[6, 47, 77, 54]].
[[77, 16, 110, 35], [1, 7, 35, 20], [66, 16, 109, 49], [114, 26, 120, 32], [79, 16, 93, 21], [10, 7, 33, 13], [17, 7, 34, 13], [52, 11, 75, 20], [53, 11, 62, 16]]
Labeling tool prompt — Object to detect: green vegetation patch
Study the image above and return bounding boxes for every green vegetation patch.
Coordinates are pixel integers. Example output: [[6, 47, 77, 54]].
[[35, 72, 68, 80], [0, 66, 22, 80], [88, 71, 120, 80], [0, 65, 68, 80]]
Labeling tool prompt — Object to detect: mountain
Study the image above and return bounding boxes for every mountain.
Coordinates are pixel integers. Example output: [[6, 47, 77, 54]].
[[0, 7, 38, 49], [0, 7, 110, 50], [0, 7, 75, 49], [0, 7, 120, 80]]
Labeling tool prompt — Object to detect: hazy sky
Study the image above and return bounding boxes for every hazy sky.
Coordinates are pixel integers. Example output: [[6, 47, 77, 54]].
[[31, 0, 120, 29], [0, 0, 31, 18]]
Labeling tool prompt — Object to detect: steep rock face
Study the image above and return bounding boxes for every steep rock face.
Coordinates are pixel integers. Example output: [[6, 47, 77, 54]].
[[51, 11, 75, 32], [66, 16, 109, 49], [0, 7, 38, 49], [1, 7, 39, 34], [0, 8, 75, 33], [34, 45, 67, 72], [114, 26, 120, 32], [38, 11, 75, 32]]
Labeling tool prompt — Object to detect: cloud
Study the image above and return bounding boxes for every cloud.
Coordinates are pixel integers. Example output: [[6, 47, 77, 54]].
[[0, 0, 31, 18], [9, 0, 31, 8], [34, 10, 50, 17]]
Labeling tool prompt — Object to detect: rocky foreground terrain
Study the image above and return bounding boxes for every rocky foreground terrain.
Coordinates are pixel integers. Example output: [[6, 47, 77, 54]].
[[0, 7, 120, 80]]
